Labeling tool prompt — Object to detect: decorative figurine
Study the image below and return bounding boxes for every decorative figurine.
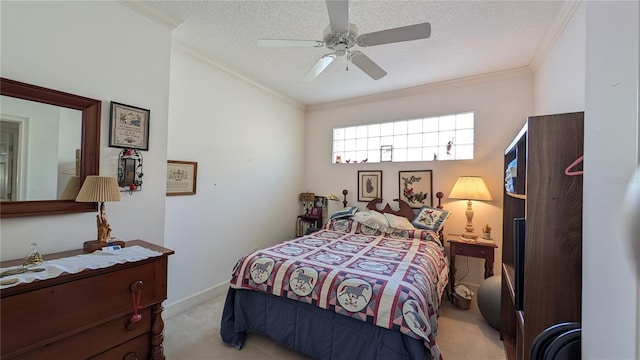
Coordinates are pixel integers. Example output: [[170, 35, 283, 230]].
[[482, 224, 492, 240], [23, 243, 44, 267]]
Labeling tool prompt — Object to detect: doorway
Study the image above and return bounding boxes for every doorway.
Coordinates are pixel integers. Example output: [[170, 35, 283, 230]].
[[0, 120, 19, 201]]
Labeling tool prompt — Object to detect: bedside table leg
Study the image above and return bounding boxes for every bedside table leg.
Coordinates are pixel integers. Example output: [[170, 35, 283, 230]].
[[484, 258, 495, 278], [449, 248, 456, 303]]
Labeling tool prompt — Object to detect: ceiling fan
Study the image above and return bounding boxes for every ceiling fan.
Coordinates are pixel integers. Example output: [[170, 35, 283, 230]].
[[257, 0, 431, 81]]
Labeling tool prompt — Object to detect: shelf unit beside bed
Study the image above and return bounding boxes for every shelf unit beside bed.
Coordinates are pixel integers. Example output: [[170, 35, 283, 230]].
[[500, 113, 583, 360]]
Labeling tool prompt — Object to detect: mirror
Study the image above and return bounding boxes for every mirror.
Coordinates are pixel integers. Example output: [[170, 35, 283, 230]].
[[0, 78, 101, 218], [1, 96, 82, 201]]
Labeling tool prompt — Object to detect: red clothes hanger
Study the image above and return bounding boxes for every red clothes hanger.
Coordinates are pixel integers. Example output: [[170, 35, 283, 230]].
[[565, 155, 584, 176]]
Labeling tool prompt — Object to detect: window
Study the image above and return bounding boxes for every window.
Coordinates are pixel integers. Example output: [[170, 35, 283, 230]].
[[332, 112, 474, 163]]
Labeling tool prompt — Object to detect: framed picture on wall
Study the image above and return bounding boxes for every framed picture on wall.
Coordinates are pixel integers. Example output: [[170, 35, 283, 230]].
[[166, 160, 198, 196], [380, 145, 393, 162], [109, 101, 150, 151], [398, 170, 433, 208], [358, 170, 382, 202]]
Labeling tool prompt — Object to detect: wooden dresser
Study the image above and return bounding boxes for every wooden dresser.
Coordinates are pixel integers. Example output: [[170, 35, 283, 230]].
[[0, 240, 174, 360]]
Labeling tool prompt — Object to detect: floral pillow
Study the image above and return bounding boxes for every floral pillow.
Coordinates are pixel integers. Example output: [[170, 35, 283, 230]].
[[411, 206, 451, 232]]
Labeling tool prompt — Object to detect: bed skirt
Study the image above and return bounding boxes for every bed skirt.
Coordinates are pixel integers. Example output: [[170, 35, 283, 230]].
[[220, 287, 433, 360]]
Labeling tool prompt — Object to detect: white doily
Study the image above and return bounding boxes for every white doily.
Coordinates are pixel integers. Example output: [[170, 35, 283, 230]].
[[0, 246, 162, 289]]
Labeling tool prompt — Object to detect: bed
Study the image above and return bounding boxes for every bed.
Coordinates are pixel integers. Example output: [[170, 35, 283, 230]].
[[220, 194, 450, 360]]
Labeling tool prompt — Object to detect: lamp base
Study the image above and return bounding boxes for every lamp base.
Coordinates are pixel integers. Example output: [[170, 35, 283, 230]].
[[83, 239, 126, 253], [460, 232, 479, 240]]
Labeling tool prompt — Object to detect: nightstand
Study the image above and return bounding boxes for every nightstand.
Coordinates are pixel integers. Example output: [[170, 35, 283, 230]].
[[296, 215, 322, 237], [447, 235, 498, 301]]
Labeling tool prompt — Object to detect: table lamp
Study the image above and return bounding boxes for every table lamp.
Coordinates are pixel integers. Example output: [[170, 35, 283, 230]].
[[448, 176, 493, 240], [75, 176, 124, 252], [299, 192, 315, 216]]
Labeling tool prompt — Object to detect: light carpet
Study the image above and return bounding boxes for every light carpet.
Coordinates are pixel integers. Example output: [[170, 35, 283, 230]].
[[163, 292, 505, 359]]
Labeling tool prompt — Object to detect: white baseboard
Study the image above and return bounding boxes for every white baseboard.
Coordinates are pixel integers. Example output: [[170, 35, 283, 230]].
[[164, 281, 229, 319]]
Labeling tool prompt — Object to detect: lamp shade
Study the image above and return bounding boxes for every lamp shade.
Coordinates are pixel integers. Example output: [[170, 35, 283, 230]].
[[326, 194, 340, 201], [299, 192, 315, 201], [448, 176, 493, 201], [75, 176, 121, 202]]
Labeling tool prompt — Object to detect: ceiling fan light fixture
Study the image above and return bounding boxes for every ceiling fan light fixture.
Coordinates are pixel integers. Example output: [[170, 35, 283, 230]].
[[256, 0, 431, 81], [334, 43, 348, 56]]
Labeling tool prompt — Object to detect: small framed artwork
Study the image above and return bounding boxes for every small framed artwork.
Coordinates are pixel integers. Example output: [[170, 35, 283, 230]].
[[380, 145, 392, 162], [399, 170, 433, 208], [166, 160, 198, 196], [358, 170, 382, 202], [109, 101, 150, 151]]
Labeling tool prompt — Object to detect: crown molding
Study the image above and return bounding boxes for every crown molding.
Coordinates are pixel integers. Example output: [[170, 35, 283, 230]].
[[529, 0, 583, 70], [118, 1, 183, 30], [171, 40, 305, 110], [307, 67, 532, 112]]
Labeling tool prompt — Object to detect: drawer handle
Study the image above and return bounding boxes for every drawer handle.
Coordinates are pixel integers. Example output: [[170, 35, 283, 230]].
[[479, 250, 486, 255], [126, 280, 144, 330], [123, 352, 138, 360]]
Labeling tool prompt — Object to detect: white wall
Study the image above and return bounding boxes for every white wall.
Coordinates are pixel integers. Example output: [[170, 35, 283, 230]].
[[163, 48, 306, 310], [305, 70, 534, 288], [583, 2, 639, 358], [533, 1, 640, 358], [0, 2, 172, 259], [533, 4, 585, 114]]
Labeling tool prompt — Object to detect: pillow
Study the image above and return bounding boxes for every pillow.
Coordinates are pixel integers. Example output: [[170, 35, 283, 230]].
[[383, 213, 415, 230], [329, 206, 358, 219], [412, 206, 451, 232], [353, 210, 390, 230]]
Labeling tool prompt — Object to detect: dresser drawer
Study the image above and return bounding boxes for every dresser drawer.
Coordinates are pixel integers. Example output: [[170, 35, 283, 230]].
[[11, 308, 152, 360], [454, 244, 492, 257], [1, 261, 162, 357], [90, 333, 151, 360]]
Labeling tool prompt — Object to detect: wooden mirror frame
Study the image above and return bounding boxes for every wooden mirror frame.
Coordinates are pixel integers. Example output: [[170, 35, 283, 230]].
[[0, 78, 100, 218]]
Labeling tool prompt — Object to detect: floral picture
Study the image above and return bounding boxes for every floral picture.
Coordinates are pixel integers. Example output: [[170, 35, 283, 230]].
[[398, 170, 433, 208]]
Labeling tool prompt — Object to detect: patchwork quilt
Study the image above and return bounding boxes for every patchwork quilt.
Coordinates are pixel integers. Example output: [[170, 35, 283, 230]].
[[229, 218, 449, 360]]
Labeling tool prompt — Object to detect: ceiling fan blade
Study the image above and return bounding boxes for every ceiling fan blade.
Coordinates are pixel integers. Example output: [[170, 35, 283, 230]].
[[348, 51, 387, 80], [326, 0, 349, 34], [303, 54, 337, 81], [257, 39, 324, 47], [357, 22, 431, 47]]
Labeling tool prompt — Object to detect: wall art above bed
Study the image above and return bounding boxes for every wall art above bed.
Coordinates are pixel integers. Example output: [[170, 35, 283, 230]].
[[357, 170, 382, 202], [399, 170, 433, 208]]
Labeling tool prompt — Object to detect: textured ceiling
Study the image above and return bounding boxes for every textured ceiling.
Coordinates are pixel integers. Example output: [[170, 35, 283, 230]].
[[146, 0, 567, 106]]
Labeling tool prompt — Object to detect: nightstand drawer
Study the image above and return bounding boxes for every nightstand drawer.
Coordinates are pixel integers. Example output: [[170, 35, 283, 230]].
[[455, 244, 491, 257]]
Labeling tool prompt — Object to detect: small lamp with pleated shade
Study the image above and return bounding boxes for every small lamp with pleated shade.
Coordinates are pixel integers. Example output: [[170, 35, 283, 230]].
[[448, 176, 493, 240], [75, 176, 124, 252]]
